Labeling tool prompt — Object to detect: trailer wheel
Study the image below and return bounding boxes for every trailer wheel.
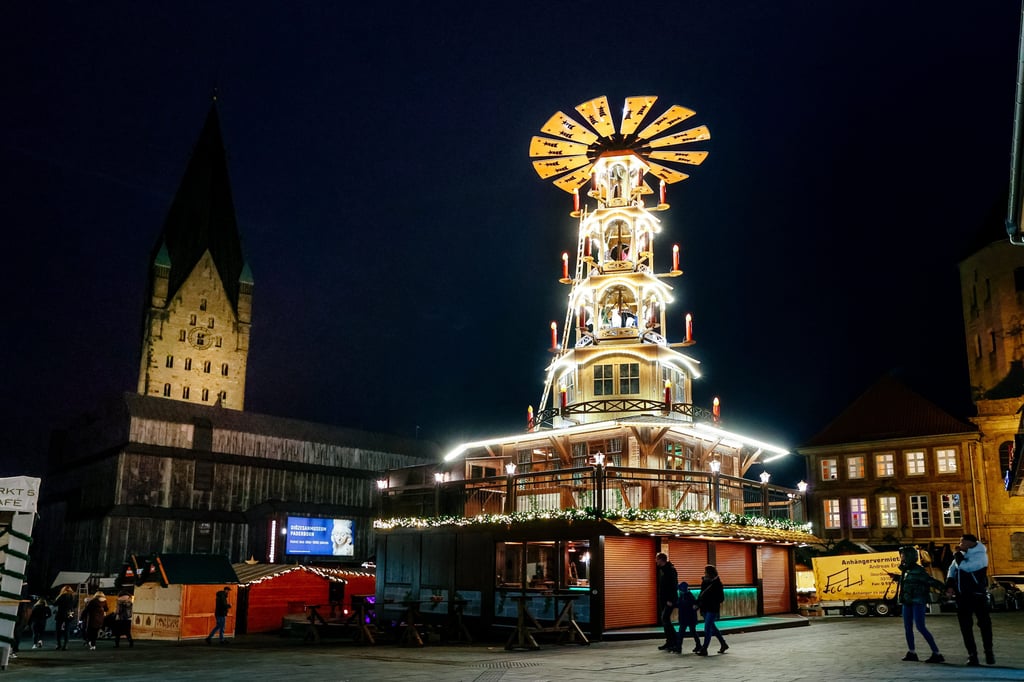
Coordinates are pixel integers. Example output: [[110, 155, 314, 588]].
[[874, 601, 893, 616], [852, 601, 871, 617]]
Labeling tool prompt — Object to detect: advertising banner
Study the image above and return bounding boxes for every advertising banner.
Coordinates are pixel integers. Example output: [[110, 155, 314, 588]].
[[811, 552, 901, 601], [285, 517, 354, 556]]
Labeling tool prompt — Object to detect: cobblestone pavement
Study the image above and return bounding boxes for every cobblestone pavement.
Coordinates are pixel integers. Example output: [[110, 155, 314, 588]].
[[6, 612, 1023, 681]]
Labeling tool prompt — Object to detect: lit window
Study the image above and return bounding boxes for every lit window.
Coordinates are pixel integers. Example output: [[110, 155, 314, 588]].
[[874, 452, 895, 477], [594, 364, 613, 396], [941, 493, 962, 526], [823, 499, 841, 529], [905, 450, 926, 476], [846, 456, 864, 479], [910, 494, 929, 527], [820, 458, 838, 481], [878, 496, 898, 528], [850, 498, 868, 529], [936, 448, 957, 474], [619, 362, 640, 394]]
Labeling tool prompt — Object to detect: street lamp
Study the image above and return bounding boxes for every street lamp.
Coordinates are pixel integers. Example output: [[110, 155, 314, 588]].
[[797, 480, 808, 523], [709, 459, 721, 513], [376, 478, 388, 517], [504, 463, 516, 513], [759, 470, 771, 518], [434, 472, 444, 517]]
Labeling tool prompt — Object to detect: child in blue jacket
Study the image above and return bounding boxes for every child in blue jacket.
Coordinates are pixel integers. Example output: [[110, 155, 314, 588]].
[[676, 581, 701, 653]]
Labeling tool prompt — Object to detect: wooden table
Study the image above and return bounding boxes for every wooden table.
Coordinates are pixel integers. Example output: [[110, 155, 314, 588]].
[[504, 592, 589, 651], [445, 598, 472, 644], [397, 601, 426, 647]]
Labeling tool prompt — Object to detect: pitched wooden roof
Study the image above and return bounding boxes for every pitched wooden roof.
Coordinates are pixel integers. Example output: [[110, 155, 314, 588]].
[[802, 375, 977, 448], [607, 519, 821, 544]]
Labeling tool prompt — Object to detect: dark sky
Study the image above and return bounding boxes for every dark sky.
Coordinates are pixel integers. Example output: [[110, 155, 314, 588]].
[[3, 2, 1021, 485]]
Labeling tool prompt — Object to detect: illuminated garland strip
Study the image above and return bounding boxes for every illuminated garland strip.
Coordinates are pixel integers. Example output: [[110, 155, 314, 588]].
[[373, 507, 812, 534]]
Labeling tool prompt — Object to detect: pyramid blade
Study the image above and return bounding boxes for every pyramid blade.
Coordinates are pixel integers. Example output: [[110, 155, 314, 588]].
[[620, 96, 658, 136], [647, 125, 711, 148], [532, 155, 591, 179], [540, 111, 599, 145], [575, 96, 616, 138], [647, 161, 690, 184], [648, 150, 709, 166], [552, 164, 594, 193], [636, 105, 697, 140], [529, 136, 591, 158]]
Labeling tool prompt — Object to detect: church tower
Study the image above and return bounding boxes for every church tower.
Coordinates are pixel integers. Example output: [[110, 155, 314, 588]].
[[137, 102, 252, 410]]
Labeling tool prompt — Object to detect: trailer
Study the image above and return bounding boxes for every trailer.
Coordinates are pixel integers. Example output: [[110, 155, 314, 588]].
[[811, 552, 902, 617]]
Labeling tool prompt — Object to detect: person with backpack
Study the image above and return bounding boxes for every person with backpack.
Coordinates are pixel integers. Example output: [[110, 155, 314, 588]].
[[113, 591, 134, 648]]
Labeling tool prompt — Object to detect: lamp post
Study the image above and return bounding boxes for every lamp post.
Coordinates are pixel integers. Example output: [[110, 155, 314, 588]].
[[434, 472, 444, 517], [797, 480, 808, 523], [504, 463, 516, 513], [376, 478, 388, 517], [592, 453, 605, 515], [709, 459, 721, 513], [759, 470, 771, 518]]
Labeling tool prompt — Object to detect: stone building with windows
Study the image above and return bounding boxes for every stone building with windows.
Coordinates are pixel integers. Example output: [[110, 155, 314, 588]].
[[798, 376, 980, 555]]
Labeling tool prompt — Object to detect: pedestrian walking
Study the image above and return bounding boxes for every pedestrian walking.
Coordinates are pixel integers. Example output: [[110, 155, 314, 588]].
[[52, 586, 76, 650], [946, 533, 995, 666], [696, 564, 728, 656], [896, 546, 945, 663], [675, 581, 700, 654], [205, 587, 232, 644], [80, 592, 108, 651], [113, 591, 134, 648], [654, 553, 679, 652], [29, 598, 51, 649]]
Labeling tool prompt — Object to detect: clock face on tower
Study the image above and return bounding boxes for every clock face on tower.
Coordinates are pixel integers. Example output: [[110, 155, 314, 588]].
[[187, 327, 212, 350]]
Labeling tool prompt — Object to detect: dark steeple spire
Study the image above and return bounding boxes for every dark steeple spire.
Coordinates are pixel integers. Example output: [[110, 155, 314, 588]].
[[154, 101, 247, 311]]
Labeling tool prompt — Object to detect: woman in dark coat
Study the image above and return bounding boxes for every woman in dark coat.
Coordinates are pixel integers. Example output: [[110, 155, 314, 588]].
[[29, 598, 51, 648], [52, 586, 76, 650], [696, 564, 728, 656], [81, 592, 107, 650]]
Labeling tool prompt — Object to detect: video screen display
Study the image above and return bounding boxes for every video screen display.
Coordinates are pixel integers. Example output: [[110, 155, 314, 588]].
[[285, 516, 355, 556]]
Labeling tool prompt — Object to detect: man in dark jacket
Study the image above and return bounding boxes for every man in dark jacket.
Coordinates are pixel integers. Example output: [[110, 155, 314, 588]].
[[205, 587, 232, 644], [655, 552, 679, 652]]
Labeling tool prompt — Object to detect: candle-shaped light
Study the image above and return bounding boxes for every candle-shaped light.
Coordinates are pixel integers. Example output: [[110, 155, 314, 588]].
[[527, 405, 534, 429], [578, 307, 585, 329], [573, 188, 580, 212], [550, 321, 558, 349], [562, 252, 569, 279], [713, 396, 721, 421], [584, 235, 591, 258], [560, 385, 568, 408], [672, 244, 679, 271], [660, 180, 666, 205], [685, 313, 693, 342], [664, 380, 672, 406]]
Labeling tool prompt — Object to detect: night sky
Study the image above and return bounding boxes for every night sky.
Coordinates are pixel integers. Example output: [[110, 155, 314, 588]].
[[3, 2, 1021, 485]]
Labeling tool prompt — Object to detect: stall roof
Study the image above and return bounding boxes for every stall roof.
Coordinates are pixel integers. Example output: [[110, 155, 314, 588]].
[[231, 562, 375, 586], [154, 554, 238, 585], [607, 519, 821, 544], [51, 571, 93, 589]]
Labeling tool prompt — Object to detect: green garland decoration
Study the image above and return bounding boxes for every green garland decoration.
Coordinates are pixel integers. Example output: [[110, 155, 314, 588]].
[[373, 507, 812, 534]]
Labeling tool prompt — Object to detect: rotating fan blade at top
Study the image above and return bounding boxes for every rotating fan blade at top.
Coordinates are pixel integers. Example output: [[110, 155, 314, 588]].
[[529, 136, 590, 158], [646, 125, 711, 148], [552, 165, 594, 193], [532, 155, 591, 179], [620, 96, 658, 136], [648, 151, 709, 166], [541, 111, 599, 146], [636, 105, 697, 141], [574, 96, 616, 139]]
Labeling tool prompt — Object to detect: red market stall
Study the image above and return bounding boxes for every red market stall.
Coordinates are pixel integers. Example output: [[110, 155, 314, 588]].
[[125, 554, 238, 641]]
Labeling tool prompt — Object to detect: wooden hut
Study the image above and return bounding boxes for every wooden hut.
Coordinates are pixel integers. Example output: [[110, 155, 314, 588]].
[[128, 554, 238, 641]]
